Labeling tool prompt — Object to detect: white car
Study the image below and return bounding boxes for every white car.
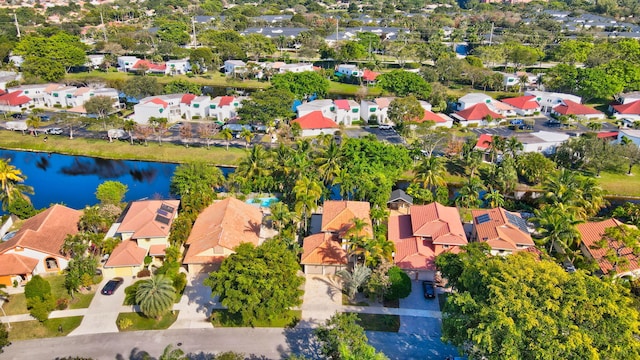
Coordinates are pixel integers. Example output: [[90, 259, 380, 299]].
[[379, 124, 393, 130], [46, 127, 63, 135]]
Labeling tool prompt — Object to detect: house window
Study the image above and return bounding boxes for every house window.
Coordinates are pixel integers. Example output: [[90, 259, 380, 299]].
[[233, 102, 238, 106], [45, 257, 59, 270], [159, 108, 164, 113], [24, 91, 29, 94], [193, 104, 200, 108], [210, 104, 216, 109], [53, 93, 59, 97], [370, 108, 377, 112], [352, 108, 359, 113], [330, 106, 335, 111], [485, 99, 491, 103], [508, 78, 514, 82], [66, 94, 72, 98], [443, 245, 450, 249]]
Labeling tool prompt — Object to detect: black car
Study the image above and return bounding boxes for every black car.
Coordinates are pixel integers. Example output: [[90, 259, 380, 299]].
[[422, 281, 436, 299], [101, 277, 124, 295], [11, 113, 23, 119], [546, 119, 562, 128]]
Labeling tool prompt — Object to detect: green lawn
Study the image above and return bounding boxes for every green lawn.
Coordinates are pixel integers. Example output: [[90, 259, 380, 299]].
[[352, 313, 400, 332], [0, 131, 245, 166], [209, 309, 301, 328], [597, 165, 640, 197], [3, 275, 97, 315], [7, 316, 83, 341], [342, 293, 370, 306], [116, 311, 178, 331], [2, 293, 27, 315]]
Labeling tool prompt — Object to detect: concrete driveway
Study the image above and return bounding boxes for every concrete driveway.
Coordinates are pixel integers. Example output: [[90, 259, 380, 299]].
[[171, 274, 216, 329], [399, 280, 441, 336], [299, 275, 342, 328], [69, 276, 135, 336]]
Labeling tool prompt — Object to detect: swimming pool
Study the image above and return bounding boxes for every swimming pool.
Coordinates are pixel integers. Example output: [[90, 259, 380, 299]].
[[245, 197, 279, 207]]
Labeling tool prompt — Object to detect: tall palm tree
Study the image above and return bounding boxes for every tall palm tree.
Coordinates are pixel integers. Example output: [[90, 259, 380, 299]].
[[123, 120, 136, 145], [268, 201, 292, 233], [542, 168, 580, 207], [503, 137, 523, 159], [587, 122, 602, 132], [240, 128, 253, 149], [315, 140, 343, 186], [293, 176, 322, 232], [337, 265, 372, 301], [363, 235, 395, 268], [455, 177, 485, 209], [135, 275, 176, 319], [533, 206, 582, 253], [345, 217, 370, 263], [483, 189, 505, 208], [487, 135, 505, 163], [0, 159, 34, 210], [220, 128, 233, 151], [576, 175, 607, 218], [333, 168, 355, 200], [26, 115, 41, 137], [462, 150, 483, 177], [415, 156, 446, 190], [237, 145, 271, 193]]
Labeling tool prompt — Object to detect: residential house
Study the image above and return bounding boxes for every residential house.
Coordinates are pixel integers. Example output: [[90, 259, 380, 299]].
[[117, 56, 141, 72], [578, 219, 640, 278], [180, 95, 211, 120], [103, 200, 179, 278], [130, 59, 167, 75], [8, 55, 23, 68], [334, 99, 360, 126], [291, 111, 340, 137], [86, 54, 105, 69], [165, 59, 191, 75], [471, 208, 534, 256], [132, 94, 192, 124], [278, 63, 314, 73], [183, 197, 265, 275], [362, 69, 380, 85], [6, 83, 61, 108], [618, 129, 640, 146], [360, 97, 392, 124], [387, 189, 413, 212], [501, 72, 520, 88], [451, 103, 504, 127], [611, 100, 640, 121], [514, 131, 570, 155], [0, 205, 82, 286], [296, 99, 336, 119], [336, 64, 361, 77], [209, 96, 242, 123], [501, 95, 541, 116], [614, 91, 640, 105], [301, 200, 372, 274], [223, 60, 247, 76], [388, 202, 468, 280], [525, 90, 582, 114], [552, 99, 605, 120], [0, 71, 19, 91], [455, 93, 494, 111], [0, 90, 33, 112]]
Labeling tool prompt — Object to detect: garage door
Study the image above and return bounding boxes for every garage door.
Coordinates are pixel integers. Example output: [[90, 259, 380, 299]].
[[188, 263, 219, 276], [0, 275, 12, 286], [417, 270, 435, 281], [114, 267, 134, 277], [305, 265, 323, 275]]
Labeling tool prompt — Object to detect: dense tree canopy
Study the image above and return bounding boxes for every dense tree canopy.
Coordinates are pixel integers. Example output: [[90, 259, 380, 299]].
[[170, 162, 224, 213], [237, 87, 295, 125], [271, 71, 329, 99], [376, 70, 431, 100]]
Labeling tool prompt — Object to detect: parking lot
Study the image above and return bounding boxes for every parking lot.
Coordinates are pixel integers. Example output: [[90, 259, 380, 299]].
[[469, 116, 619, 137], [344, 126, 405, 145]]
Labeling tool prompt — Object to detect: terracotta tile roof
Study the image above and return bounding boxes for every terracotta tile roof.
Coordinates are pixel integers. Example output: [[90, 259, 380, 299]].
[[73, 87, 92, 96], [374, 97, 391, 108], [0, 204, 81, 258], [183, 198, 262, 264], [419, 109, 446, 123], [218, 96, 235, 107], [578, 219, 640, 275], [553, 99, 602, 116], [148, 98, 168, 107], [291, 111, 339, 130], [118, 200, 179, 239], [363, 69, 380, 82], [132, 59, 166, 72], [181, 94, 197, 105], [597, 131, 619, 139], [471, 208, 534, 251], [454, 103, 504, 121], [612, 100, 640, 115], [67, 105, 87, 114], [475, 134, 494, 150], [0, 253, 38, 276], [409, 203, 467, 246], [334, 99, 350, 110], [104, 241, 147, 267], [0, 91, 31, 106], [321, 200, 373, 238], [148, 244, 167, 256], [501, 95, 540, 110], [300, 232, 347, 265]]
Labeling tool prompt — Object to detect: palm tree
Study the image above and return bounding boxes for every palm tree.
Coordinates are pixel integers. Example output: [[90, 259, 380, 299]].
[[487, 135, 505, 163], [26, 115, 41, 137], [240, 127, 253, 149], [455, 177, 485, 209], [135, 275, 176, 319], [542, 168, 580, 207], [159, 344, 187, 360], [333, 168, 355, 200], [150, 117, 169, 145], [503, 137, 523, 159], [337, 264, 372, 301], [483, 189, 505, 208], [315, 140, 343, 186], [576, 175, 607, 218], [268, 201, 292, 233], [0, 159, 34, 210], [345, 217, 370, 263], [220, 128, 233, 151], [533, 206, 582, 253], [237, 145, 271, 192], [415, 156, 446, 190], [123, 120, 136, 145], [518, 74, 529, 94], [462, 150, 483, 177], [587, 122, 602, 132], [363, 235, 395, 268], [293, 176, 322, 232]]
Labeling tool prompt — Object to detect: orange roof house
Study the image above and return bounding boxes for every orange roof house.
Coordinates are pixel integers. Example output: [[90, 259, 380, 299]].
[[453, 103, 504, 122], [0, 204, 82, 285], [578, 219, 640, 277], [471, 208, 534, 255], [183, 197, 263, 274], [321, 200, 373, 238], [501, 95, 540, 110], [104, 240, 148, 268], [388, 202, 467, 279], [300, 232, 348, 269], [612, 100, 640, 117], [553, 99, 604, 119]]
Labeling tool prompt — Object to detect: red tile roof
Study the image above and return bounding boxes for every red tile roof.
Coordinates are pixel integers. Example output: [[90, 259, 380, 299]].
[[501, 95, 540, 110], [363, 69, 380, 82], [0, 204, 81, 258], [0, 253, 38, 276], [218, 96, 235, 107], [419, 109, 446, 123], [597, 131, 619, 139], [577, 219, 640, 275], [612, 100, 640, 115], [118, 200, 180, 239], [292, 111, 339, 130], [132, 59, 166, 72], [553, 99, 602, 115], [409, 203, 467, 246], [300, 232, 347, 265], [471, 208, 534, 251], [334, 99, 350, 110], [0, 91, 31, 106], [183, 198, 262, 265], [104, 240, 147, 267], [475, 134, 494, 150], [321, 200, 373, 238], [181, 94, 197, 105], [149, 244, 167, 256], [148, 98, 168, 107], [455, 103, 504, 121]]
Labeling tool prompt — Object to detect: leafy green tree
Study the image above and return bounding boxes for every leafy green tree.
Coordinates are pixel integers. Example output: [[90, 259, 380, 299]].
[[551, 40, 594, 64], [189, 47, 219, 74], [376, 70, 431, 99], [0, 158, 34, 211], [122, 77, 163, 99], [204, 240, 305, 325], [337, 265, 372, 301], [6, 195, 37, 218], [315, 313, 388, 360], [534, 205, 582, 253], [516, 152, 556, 185], [593, 225, 640, 274], [439, 250, 640, 359], [237, 88, 295, 126], [0, 322, 8, 354], [14, 32, 87, 72], [505, 43, 544, 69], [576, 67, 624, 102], [24, 275, 55, 322], [136, 275, 176, 319], [20, 56, 65, 82], [385, 266, 411, 300], [170, 162, 224, 213], [242, 34, 277, 61], [157, 21, 190, 45], [158, 344, 187, 360], [483, 189, 505, 208], [337, 41, 367, 62], [293, 176, 322, 231], [64, 256, 98, 297], [163, 79, 201, 95], [271, 71, 330, 99], [95, 181, 128, 205], [387, 96, 424, 132], [220, 128, 233, 151], [84, 96, 115, 129]]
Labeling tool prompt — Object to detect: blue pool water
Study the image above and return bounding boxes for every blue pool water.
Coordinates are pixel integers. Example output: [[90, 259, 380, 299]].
[[245, 197, 279, 207]]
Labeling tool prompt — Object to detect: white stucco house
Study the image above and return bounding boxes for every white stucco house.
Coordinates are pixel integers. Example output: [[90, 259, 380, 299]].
[[209, 96, 242, 123], [117, 56, 140, 72], [525, 90, 582, 114], [133, 94, 188, 124], [291, 111, 340, 137], [456, 93, 495, 111], [618, 129, 640, 146], [515, 131, 570, 155], [224, 60, 246, 76], [165, 59, 192, 75], [334, 99, 360, 126], [278, 63, 314, 73], [296, 99, 336, 120], [336, 64, 361, 77], [360, 97, 392, 124]]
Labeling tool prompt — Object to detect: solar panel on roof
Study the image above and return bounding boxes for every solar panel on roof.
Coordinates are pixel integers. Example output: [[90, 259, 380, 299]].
[[155, 214, 171, 225], [476, 214, 491, 224], [505, 212, 528, 233], [160, 204, 175, 213], [157, 209, 169, 217]]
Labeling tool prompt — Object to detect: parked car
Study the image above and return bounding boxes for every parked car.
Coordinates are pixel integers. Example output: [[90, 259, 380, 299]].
[[101, 277, 124, 295], [510, 119, 524, 126], [39, 115, 51, 121], [379, 124, 393, 130], [10, 113, 23, 119], [546, 119, 562, 128], [422, 280, 436, 299], [45, 127, 63, 135]]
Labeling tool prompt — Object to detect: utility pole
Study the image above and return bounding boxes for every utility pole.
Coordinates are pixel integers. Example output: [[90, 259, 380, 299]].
[[488, 22, 494, 46], [100, 12, 108, 42], [13, 13, 20, 38]]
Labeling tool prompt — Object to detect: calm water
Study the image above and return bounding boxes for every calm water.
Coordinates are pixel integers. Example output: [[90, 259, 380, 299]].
[[0, 149, 181, 210]]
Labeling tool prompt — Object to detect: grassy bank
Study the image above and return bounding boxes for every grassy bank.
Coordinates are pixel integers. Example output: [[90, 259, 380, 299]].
[[8, 316, 83, 340], [116, 311, 178, 331], [209, 309, 301, 328], [0, 131, 245, 166]]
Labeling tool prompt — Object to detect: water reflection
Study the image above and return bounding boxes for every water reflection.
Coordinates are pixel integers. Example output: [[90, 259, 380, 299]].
[[35, 156, 50, 171], [60, 158, 130, 178]]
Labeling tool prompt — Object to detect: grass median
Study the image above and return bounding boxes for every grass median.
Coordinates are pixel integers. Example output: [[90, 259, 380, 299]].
[[0, 131, 245, 166], [8, 316, 83, 340], [209, 309, 301, 328]]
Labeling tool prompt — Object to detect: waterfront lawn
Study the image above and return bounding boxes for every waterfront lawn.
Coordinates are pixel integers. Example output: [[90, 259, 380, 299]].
[[116, 311, 178, 331], [209, 309, 301, 328], [352, 313, 400, 332], [7, 316, 83, 340], [597, 165, 640, 197], [0, 131, 245, 166]]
